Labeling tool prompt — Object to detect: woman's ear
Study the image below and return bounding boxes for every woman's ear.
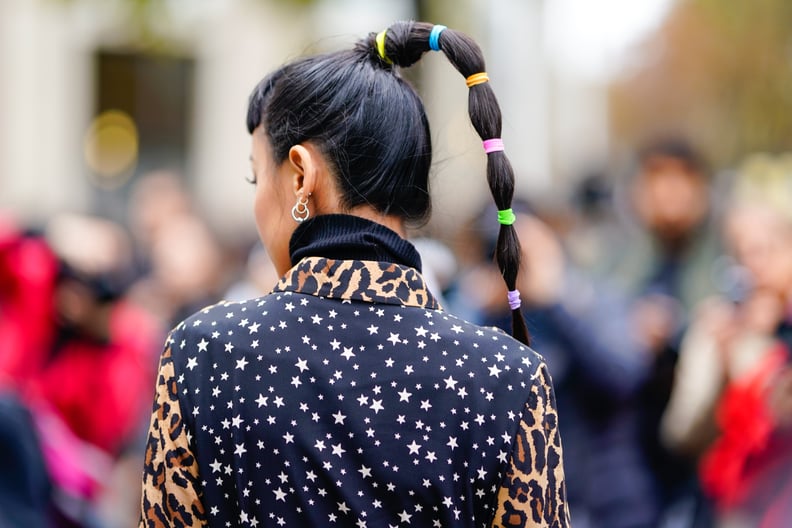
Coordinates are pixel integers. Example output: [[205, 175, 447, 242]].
[[288, 144, 315, 197], [287, 143, 342, 215]]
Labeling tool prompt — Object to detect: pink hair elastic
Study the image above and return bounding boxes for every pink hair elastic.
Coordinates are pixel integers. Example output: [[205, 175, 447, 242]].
[[507, 289, 521, 310], [483, 138, 504, 154]]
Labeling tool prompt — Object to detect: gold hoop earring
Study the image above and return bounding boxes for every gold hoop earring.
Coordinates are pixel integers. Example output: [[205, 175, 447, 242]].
[[291, 194, 310, 223]]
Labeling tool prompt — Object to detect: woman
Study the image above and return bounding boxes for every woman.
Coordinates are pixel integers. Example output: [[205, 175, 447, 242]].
[[140, 21, 568, 527], [660, 156, 792, 527]]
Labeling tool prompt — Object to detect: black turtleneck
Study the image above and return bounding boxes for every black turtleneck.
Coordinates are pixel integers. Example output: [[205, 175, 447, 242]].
[[288, 214, 422, 272]]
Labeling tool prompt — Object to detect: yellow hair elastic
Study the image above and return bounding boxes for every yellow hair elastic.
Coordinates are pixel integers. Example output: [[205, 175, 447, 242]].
[[465, 72, 489, 88], [376, 30, 392, 65]]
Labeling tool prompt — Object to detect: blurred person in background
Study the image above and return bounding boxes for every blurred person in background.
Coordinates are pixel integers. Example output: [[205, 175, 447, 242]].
[[126, 169, 232, 329], [448, 201, 656, 528], [128, 212, 227, 328], [0, 213, 58, 527], [0, 213, 161, 528], [605, 138, 723, 521], [613, 139, 721, 365], [661, 154, 792, 528], [563, 170, 625, 276], [127, 170, 194, 278]]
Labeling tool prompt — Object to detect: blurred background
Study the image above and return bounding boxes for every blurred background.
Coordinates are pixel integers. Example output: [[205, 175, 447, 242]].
[[2, 0, 792, 527]]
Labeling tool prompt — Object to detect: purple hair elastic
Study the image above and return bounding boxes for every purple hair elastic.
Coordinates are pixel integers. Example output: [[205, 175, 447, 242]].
[[483, 138, 504, 154], [507, 289, 521, 310]]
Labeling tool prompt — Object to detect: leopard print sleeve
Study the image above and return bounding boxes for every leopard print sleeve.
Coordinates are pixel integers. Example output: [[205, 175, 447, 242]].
[[490, 361, 570, 528], [139, 345, 206, 527]]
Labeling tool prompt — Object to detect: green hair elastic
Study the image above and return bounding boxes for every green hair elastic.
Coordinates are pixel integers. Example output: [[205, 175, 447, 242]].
[[497, 208, 516, 226]]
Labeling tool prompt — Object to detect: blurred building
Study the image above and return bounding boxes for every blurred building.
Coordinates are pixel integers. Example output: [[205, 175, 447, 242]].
[[0, 0, 610, 237]]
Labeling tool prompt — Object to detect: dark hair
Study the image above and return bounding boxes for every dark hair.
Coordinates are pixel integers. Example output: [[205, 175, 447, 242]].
[[247, 20, 530, 345], [637, 137, 708, 178]]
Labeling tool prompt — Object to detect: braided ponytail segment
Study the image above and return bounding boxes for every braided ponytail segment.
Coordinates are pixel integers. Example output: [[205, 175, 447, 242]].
[[366, 21, 530, 346], [432, 22, 530, 346]]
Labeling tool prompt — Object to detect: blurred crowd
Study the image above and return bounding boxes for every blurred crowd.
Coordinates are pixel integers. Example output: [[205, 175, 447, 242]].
[[2, 140, 792, 528]]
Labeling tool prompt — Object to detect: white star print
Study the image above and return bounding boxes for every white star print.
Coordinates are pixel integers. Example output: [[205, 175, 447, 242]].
[[157, 267, 557, 528], [331, 443, 346, 457]]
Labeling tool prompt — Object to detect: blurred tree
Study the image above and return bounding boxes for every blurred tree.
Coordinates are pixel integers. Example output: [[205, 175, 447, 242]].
[[610, 0, 792, 167]]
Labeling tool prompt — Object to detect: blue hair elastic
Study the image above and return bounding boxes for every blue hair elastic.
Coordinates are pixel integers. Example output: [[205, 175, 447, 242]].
[[429, 25, 447, 51]]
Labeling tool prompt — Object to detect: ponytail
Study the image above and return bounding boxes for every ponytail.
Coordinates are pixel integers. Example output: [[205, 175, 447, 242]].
[[365, 21, 531, 346], [248, 20, 530, 345]]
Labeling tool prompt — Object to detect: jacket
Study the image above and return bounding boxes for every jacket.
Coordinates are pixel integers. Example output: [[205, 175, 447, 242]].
[[139, 214, 568, 527]]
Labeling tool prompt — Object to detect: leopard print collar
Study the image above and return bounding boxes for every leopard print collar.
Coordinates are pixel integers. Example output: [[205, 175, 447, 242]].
[[273, 257, 440, 310]]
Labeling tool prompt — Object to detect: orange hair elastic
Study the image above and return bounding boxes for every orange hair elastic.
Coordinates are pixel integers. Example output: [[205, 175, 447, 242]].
[[465, 72, 489, 88]]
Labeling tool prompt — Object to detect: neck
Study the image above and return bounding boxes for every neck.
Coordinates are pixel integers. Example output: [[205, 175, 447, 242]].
[[345, 206, 406, 238]]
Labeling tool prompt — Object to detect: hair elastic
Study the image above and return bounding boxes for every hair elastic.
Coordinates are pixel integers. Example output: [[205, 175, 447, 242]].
[[429, 25, 447, 51], [483, 138, 504, 154], [497, 208, 516, 226], [376, 30, 392, 64], [507, 290, 522, 310], [465, 72, 489, 87]]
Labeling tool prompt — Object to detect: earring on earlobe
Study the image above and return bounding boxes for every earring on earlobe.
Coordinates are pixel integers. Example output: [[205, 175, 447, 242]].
[[291, 193, 310, 223]]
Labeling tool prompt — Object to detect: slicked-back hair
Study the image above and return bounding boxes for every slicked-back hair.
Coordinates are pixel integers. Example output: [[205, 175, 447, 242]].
[[247, 20, 530, 345]]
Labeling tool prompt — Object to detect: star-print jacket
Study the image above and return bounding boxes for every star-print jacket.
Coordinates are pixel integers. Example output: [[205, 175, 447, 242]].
[[140, 215, 569, 528]]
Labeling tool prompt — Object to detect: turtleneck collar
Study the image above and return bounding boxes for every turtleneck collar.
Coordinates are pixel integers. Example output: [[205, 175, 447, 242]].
[[289, 214, 422, 272]]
